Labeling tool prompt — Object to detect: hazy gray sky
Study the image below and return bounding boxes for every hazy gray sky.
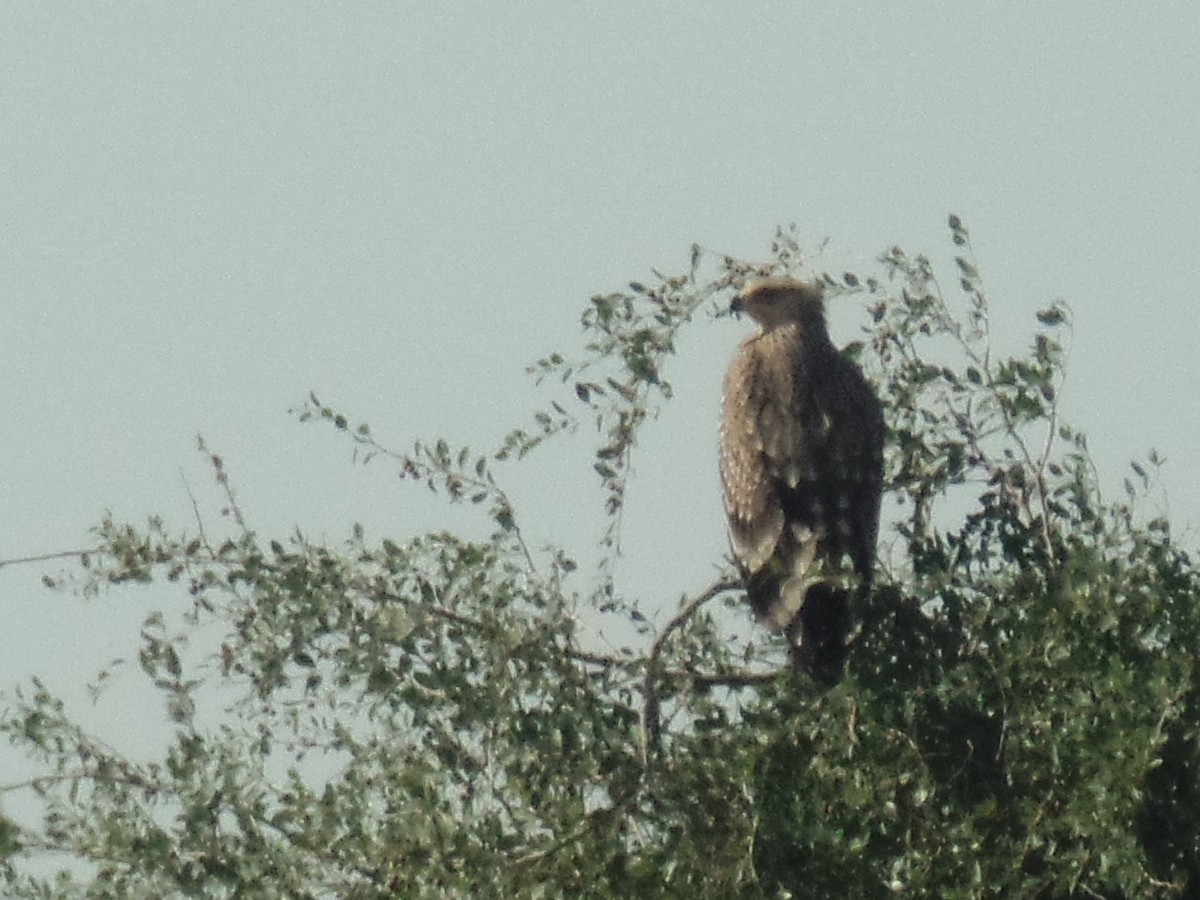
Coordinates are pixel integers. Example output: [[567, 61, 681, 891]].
[[4, 5, 1200, 746]]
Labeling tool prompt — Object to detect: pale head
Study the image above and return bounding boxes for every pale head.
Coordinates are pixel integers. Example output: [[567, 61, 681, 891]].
[[730, 277, 827, 331]]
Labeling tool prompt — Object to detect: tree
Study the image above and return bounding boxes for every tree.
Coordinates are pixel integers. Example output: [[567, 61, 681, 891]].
[[2, 218, 1199, 898]]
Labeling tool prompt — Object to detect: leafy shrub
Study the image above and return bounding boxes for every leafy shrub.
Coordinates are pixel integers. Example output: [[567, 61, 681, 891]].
[[3, 218, 1197, 898]]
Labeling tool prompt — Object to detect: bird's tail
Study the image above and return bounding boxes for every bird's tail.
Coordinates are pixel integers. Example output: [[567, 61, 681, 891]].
[[785, 583, 849, 687]]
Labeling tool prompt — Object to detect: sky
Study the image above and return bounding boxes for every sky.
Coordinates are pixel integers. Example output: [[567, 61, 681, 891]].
[[3, 4, 1200, 776]]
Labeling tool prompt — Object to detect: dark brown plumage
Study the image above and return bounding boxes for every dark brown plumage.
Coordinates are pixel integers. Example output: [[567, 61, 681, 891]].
[[719, 278, 884, 684]]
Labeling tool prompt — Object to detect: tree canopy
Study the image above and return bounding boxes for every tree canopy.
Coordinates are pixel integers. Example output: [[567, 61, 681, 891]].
[[3, 219, 1199, 898]]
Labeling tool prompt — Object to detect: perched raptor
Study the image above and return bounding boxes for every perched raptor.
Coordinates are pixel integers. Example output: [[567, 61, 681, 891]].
[[719, 277, 884, 684]]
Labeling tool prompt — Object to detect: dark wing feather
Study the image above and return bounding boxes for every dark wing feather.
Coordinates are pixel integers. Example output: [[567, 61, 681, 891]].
[[799, 347, 885, 587]]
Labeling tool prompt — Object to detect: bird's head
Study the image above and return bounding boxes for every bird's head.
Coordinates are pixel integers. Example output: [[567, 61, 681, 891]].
[[730, 278, 827, 330]]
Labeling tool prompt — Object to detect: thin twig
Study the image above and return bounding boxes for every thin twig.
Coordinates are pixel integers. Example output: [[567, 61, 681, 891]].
[[0, 769, 150, 794], [667, 668, 777, 689], [514, 811, 605, 866], [570, 649, 634, 668], [180, 470, 210, 550], [513, 789, 638, 867], [0, 548, 95, 571], [572, 649, 774, 690]]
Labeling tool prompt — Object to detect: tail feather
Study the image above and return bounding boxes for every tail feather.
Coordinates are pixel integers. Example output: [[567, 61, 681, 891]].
[[785, 584, 849, 686]]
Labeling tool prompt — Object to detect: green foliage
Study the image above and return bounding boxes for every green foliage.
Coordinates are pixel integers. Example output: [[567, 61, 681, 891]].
[[3, 219, 1199, 897]]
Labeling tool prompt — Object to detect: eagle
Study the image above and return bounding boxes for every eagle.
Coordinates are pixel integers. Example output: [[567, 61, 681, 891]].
[[719, 277, 884, 684]]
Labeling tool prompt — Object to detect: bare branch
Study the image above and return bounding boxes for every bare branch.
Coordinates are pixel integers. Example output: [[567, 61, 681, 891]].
[[0, 770, 151, 795], [640, 575, 742, 764], [669, 668, 778, 690], [0, 548, 95, 571], [179, 469, 210, 550], [570, 648, 634, 668]]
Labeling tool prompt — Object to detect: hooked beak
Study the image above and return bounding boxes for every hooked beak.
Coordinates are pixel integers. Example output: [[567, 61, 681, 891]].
[[730, 294, 745, 316]]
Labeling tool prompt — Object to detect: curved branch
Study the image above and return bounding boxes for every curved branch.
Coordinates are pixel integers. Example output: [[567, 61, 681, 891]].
[[639, 575, 742, 764]]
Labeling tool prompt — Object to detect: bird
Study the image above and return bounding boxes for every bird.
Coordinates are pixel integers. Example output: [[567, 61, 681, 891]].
[[719, 277, 884, 684]]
